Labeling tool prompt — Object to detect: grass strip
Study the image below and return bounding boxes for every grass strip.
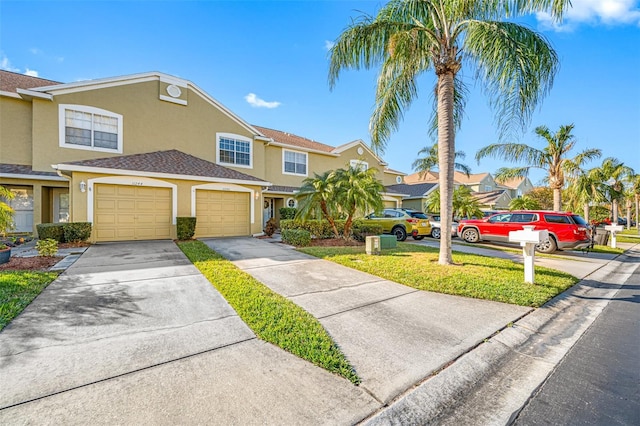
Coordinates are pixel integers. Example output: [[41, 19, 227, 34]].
[[177, 240, 359, 384], [0, 271, 59, 330], [300, 244, 579, 308]]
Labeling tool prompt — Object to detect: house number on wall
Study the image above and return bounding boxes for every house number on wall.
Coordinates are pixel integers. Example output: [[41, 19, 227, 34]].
[[131, 181, 144, 186]]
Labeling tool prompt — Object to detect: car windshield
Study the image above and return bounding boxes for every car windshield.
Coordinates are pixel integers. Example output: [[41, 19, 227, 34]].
[[571, 215, 588, 226], [408, 211, 428, 219]]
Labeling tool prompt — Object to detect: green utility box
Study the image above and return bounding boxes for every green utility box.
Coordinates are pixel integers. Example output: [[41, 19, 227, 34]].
[[380, 234, 397, 249]]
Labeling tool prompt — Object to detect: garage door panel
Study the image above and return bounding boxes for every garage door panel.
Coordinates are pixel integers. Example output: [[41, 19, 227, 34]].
[[195, 190, 250, 238], [94, 184, 172, 242]]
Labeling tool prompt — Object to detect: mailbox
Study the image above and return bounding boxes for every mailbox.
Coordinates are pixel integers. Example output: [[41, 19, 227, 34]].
[[604, 224, 624, 248], [366, 236, 381, 255], [508, 225, 548, 284]]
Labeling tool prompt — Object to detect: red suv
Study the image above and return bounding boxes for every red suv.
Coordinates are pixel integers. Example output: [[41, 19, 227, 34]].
[[457, 211, 590, 253]]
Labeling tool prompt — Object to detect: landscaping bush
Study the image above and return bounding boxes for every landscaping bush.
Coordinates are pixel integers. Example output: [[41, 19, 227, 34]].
[[264, 218, 277, 237], [280, 219, 346, 238], [177, 217, 197, 240], [63, 222, 92, 242], [281, 229, 311, 246], [352, 220, 384, 242], [36, 223, 65, 243], [279, 207, 297, 220], [36, 238, 58, 256]]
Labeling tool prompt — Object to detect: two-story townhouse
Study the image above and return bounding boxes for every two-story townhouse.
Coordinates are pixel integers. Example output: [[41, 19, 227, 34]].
[[0, 70, 404, 242], [495, 177, 534, 199]]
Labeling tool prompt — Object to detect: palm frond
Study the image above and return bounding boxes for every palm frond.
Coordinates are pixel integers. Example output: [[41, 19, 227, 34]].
[[475, 142, 544, 165], [494, 166, 531, 181]]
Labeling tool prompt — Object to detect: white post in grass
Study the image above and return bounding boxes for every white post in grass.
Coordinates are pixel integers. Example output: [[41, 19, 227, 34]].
[[604, 224, 624, 248], [509, 225, 549, 284]]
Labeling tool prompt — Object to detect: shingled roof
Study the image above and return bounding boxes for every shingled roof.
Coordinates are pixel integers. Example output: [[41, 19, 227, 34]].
[[471, 189, 509, 205], [253, 125, 335, 153], [0, 70, 61, 93], [56, 150, 267, 183], [0, 163, 61, 178], [385, 182, 436, 198]]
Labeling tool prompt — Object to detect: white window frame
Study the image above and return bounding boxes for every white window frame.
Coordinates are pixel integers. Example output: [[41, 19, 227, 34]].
[[282, 149, 308, 176], [286, 197, 298, 208], [350, 159, 369, 171], [216, 132, 253, 169], [59, 104, 123, 153]]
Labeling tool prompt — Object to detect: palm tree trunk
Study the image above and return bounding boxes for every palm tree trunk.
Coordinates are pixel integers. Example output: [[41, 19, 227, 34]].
[[553, 188, 562, 212], [583, 204, 589, 223], [636, 194, 639, 231], [437, 71, 455, 265], [626, 199, 632, 230]]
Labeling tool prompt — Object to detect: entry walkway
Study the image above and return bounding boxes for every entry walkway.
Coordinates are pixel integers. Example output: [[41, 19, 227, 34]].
[[0, 241, 377, 424], [202, 237, 531, 404]]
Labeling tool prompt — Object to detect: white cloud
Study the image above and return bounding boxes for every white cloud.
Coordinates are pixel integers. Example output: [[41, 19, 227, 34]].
[[24, 68, 39, 77], [537, 0, 640, 31], [324, 40, 335, 51], [245, 93, 281, 109], [0, 54, 20, 72], [29, 48, 42, 55]]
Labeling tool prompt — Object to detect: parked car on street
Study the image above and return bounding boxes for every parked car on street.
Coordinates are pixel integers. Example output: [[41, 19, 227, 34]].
[[427, 214, 458, 239], [362, 208, 432, 241], [457, 210, 591, 253]]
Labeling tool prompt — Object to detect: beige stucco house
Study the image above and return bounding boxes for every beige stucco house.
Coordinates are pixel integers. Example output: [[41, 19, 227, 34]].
[[0, 70, 404, 242]]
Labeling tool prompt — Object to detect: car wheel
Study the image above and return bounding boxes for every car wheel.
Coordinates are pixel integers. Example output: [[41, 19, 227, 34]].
[[413, 235, 424, 240], [392, 226, 407, 242], [461, 228, 479, 243], [431, 227, 441, 239], [536, 235, 558, 253]]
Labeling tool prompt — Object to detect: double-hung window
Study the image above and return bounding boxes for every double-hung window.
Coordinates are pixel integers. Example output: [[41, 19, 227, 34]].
[[59, 105, 123, 153], [350, 159, 368, 171], [283, 150, 307, 176], [217, 133, 252, 168]]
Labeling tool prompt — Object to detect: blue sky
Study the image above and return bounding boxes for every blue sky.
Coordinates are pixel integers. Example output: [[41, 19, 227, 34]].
[[2, 0, 639, 185]]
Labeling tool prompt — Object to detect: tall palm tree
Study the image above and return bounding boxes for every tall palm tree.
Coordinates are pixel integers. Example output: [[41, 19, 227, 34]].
[[412, 142, 471, 178], [631, 173, 640, 230], [331, 165, 385, 238], [425, 186, 482, 219], [295, 171, 341, 237], [590, 158, 634, 223], [476, 124, 602, 212], [329, 0, 566, 265], [563, 168, 606, 222], [509, 195, 540, 211]]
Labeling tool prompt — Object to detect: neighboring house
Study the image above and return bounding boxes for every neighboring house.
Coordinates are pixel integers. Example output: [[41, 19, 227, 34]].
[[385, 183, 438, 211], [0, 70, 404, 241], [471, 190, 512, 211], [495, 177, 534, 199]]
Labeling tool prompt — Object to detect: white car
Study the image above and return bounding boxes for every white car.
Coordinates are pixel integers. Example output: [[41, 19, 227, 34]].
[[428, 215, 458, 239]]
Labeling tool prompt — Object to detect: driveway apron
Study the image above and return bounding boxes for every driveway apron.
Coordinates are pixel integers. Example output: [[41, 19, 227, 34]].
[[0, 241, 378, 424], [202, 237, 531, 404]]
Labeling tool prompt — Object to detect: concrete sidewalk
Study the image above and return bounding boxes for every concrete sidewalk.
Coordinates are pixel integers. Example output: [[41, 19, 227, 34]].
[[0, 241, 377, 424], [202, 238, 531, 405]]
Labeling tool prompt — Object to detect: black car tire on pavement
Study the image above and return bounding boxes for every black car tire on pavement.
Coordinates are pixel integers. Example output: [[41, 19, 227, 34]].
[[461, 228, 480, 243], [392, 226, 407, 242], [536, 235, 558, 253], [431, 227, 441, 239]]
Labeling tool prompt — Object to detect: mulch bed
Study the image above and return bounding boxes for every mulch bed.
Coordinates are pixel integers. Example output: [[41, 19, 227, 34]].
[[0, 256, 62, 272], [308, 238, 364, 247]]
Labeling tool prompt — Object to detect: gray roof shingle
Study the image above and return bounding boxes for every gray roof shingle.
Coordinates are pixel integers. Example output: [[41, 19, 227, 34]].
[[385, 183, 437, 198], [0, 163, 60, 177], [0, 70, 61, 93], [57, 150, 266, 183]]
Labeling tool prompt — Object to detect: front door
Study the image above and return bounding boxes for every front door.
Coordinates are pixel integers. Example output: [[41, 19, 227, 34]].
[[52, 188, 70, 223], [263, 198, 273, 229]]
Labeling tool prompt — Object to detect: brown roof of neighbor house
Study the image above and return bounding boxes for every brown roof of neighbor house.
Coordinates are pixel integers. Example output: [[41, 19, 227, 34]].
[[253, 126, 335, 153], [57, 150, 266, 182], [404, 171, 440, 183], [0, 163, 60, 177], [404, 170, 490, 185], [495, 177, 525, 189], [0, 70, 61, 93], [472, 189, 508, 205]]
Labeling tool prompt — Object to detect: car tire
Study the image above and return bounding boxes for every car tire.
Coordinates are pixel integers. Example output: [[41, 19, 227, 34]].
[[413, 235, 424, 240], [536, 235, 558, 253], [461, 228, 479, 243], [431, 227, 441, 239], [392, 226, 407, 242]]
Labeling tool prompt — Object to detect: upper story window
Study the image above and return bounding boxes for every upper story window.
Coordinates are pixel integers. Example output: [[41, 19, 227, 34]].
[[350, 159, 368, 171], [283, 150, 307, 176], [59, 105, 123, 153], [216, 133, 252, 168], [484, 185, 492, 192]]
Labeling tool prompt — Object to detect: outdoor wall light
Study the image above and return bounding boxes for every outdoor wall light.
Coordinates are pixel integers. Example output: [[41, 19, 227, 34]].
[[80, 181, 87, 193]]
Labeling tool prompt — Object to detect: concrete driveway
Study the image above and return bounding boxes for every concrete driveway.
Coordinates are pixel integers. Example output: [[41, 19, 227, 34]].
[[0, 241, 378, 424], [202, 237, 532, 405]]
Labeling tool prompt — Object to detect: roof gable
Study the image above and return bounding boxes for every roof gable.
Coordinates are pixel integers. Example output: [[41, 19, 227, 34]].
[[0, 70, 61, 93], [254, 126, 335, 153]]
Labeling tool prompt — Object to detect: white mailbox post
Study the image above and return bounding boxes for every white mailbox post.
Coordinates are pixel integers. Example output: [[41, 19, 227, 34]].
[[604, 224, 624, 248], [508, 225, 549, 284]]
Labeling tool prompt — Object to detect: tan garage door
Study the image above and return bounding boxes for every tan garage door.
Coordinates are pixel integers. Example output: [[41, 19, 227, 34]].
[[94, 184, 172, 242], [195, 190, 250, 237], [383, 200, 397, 208]]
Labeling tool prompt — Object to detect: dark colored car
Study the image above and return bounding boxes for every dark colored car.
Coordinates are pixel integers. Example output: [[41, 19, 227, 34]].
[[457, 210, 591, 253]]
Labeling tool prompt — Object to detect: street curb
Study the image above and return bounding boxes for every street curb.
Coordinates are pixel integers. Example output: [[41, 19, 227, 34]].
[[362, 246, 637, 425]]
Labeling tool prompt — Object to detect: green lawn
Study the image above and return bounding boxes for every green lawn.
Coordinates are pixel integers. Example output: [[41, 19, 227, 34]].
[[177, 240, 359, 384], [616, 228, 640, 243], [299, 244, 579, 308], [0, 271, 59, 330]]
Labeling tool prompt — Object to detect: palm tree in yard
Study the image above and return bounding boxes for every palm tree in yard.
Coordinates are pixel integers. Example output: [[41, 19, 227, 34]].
[[329, 0, 567, 265], [425, 186, 482, 219], [630, 173, 640, 230], [296, 171, 341, 238], [563, 167, 606, 223], [476, 124, 602, 212], [590, 158, 634, 223], [412, 142, 471, 178], [509, 195, 540, 211]]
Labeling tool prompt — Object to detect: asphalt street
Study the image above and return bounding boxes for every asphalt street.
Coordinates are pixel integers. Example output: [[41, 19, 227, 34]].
[[513, 255, 640, 425]]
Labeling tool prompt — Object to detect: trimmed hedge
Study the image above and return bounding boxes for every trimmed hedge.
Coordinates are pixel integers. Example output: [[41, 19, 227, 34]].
[[177, 217, 197, 240], [280, 219, 346, 238], [352, 219, 384, 242], [63, 222, 92, 243], [281, 229, 311, 246], [37, 223, 65, 242], [279, 207, 297, 220]]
